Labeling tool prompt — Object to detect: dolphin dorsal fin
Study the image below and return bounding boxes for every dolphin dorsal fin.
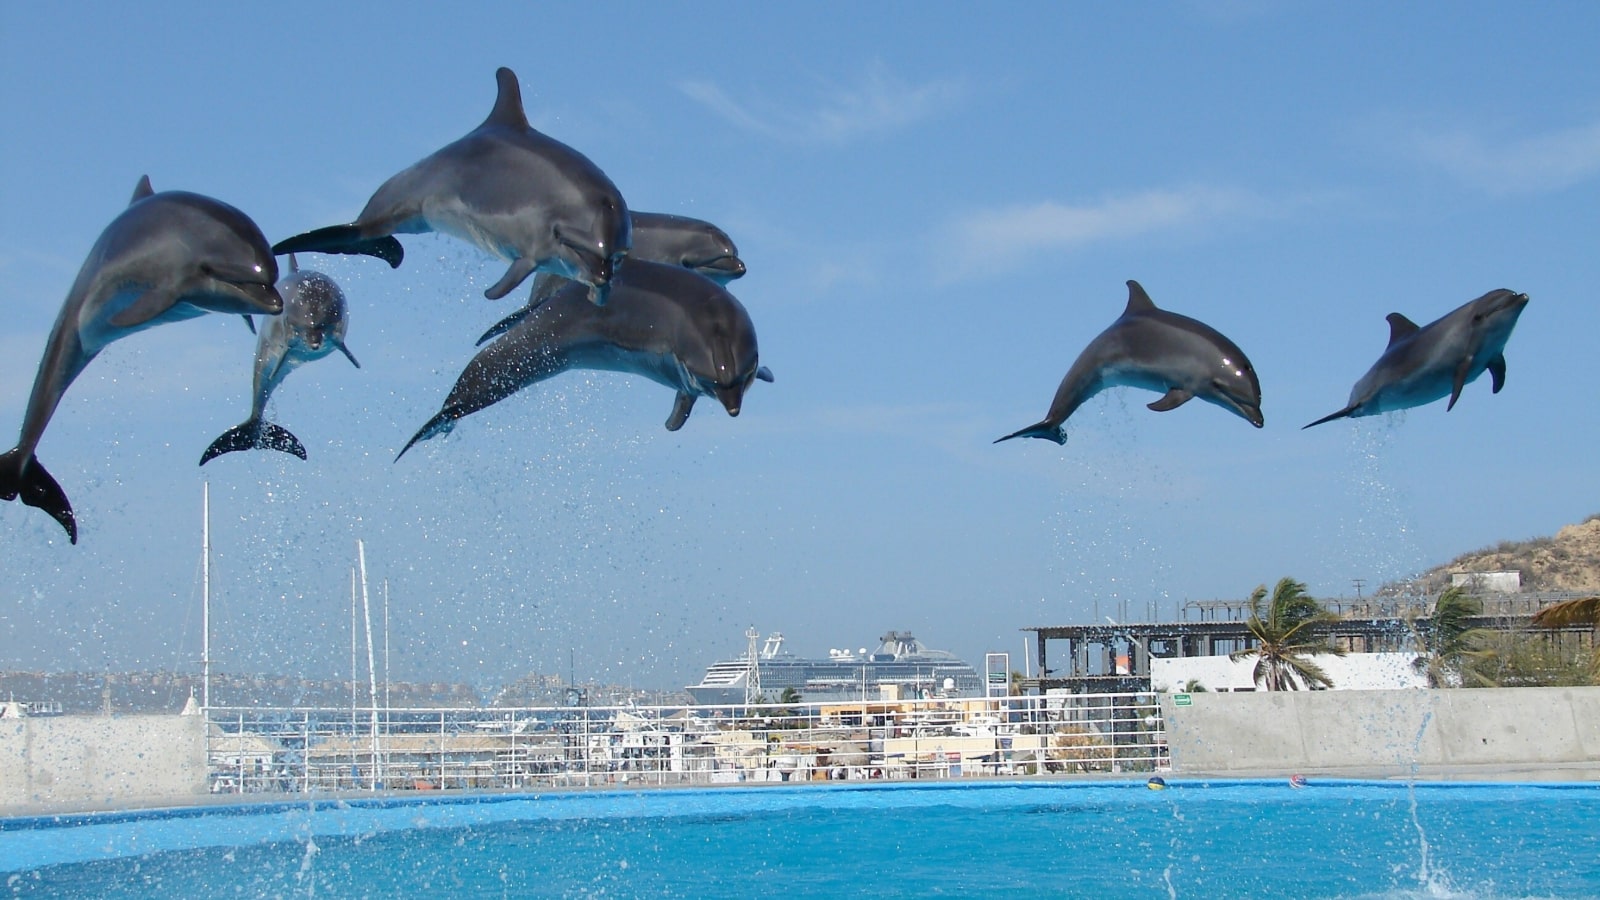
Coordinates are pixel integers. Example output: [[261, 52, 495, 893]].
[[485, 67, 530, 129], [288, 253, 300, 274], [1124, 280, 1157, 314], [130, 175, 155, 205], [1385, 313, 1421, 347]]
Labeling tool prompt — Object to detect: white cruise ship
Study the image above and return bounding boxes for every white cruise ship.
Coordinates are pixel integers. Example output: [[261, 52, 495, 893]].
[[685, 631, 985, 705]]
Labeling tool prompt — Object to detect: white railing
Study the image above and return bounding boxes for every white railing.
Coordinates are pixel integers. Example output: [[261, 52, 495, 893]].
[[203, 692, 1167, 794]]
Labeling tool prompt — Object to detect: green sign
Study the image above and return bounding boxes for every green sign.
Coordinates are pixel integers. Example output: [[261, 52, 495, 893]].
[[1173, 694, 1193, 707]]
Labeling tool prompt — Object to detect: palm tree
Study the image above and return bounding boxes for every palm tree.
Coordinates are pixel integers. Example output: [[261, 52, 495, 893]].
[[1531, 595, 1600, 680], [1229, 577, 1346, 690], [1411, 586, 1495, 687]]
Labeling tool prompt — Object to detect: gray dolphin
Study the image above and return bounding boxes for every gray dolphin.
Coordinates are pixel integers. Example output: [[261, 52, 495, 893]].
[[200, 255, 360, 465], [1304, 288, 1529, 429], [273, 66, 632, 304], [397, 259, 773, 459], [0, 176, 282, 542], [475, 211, 745, 345], [996, 280, 1264, 445]]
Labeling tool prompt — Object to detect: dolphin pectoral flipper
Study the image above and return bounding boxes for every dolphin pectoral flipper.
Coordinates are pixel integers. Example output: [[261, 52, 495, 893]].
[[0, 449, 76, 543], [1446, 358, 1473, 411], [757, 366, 774, 383], [484, 257, 539, 301], [242, 315, 256, 334], [1147, 388, 1193, 413], [337, 342, 361, 368], [272, 227, 404, 268], [1488, 354, 1506, 393], [665, 392, 697, 431], [476, 308, 534, 346]]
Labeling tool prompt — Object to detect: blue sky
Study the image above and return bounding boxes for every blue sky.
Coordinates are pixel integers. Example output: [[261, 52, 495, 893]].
[[2, 3, 1597, 693]]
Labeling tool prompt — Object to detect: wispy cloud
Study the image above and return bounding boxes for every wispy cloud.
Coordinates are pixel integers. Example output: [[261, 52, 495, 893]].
[[935, 186, 1262, 280], [1405, 120, 1600, 194], [679, 64, 966, 144]]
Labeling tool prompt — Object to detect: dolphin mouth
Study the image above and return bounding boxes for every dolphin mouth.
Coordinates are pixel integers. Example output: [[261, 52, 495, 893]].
[[557, 239, 614, 288], [693, 255, 746, 279], [226, 279, 285, 315], [714, 386, 743, 416]]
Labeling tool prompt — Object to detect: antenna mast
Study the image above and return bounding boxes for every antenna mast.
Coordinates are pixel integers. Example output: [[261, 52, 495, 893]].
[[201, 482, 211, 711]]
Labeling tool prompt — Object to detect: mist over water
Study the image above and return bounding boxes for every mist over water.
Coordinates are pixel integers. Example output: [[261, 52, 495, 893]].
[[1045, 391, 1178, 625], [1328, 415, 1428, 598]]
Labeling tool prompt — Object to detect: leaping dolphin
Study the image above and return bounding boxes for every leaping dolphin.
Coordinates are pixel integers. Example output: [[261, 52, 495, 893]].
[[475, 211, 745, 345], [1304, 288, 1529, 429], [996, 280, 1264, 445], [0, 176, 282, 542], [200, 256, 360, 465], [397, 259, 773, 460], [273, 66, 631, 305]]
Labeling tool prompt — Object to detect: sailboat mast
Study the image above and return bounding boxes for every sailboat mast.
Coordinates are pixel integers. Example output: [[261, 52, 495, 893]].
[[350, 566, 357, 782], [383, 579, 391, 711], [201, 482, 211, 711], [358, 540, 381, 788]]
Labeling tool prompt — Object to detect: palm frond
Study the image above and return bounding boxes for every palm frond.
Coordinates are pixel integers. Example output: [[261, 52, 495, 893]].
[[1531, 597, 1600, 629]]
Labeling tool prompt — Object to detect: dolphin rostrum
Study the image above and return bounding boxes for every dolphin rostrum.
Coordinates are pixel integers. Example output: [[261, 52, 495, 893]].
[[1304, 288, 1529, 429], [996, 280, 1264, 445], [0, 176, 282, 542], [273, 66, 632, 304], [475, 211, 745, 345], [397, 259, 773, 460], [200, 255, 360, 465]]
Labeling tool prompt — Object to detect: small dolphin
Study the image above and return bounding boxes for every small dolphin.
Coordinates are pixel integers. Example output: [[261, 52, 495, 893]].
[[273, 66, 631, 304], [475, 211, 745, 345], [996, 280, 1264, 445], [0, 176, 282, 542], [1304, 288, 1529, 428], [397, 259, 773, 459], [200, 256, 360, 465]]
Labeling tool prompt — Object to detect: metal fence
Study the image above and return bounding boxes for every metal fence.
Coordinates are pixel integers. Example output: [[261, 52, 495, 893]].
[[204, 692, 1167, 794]]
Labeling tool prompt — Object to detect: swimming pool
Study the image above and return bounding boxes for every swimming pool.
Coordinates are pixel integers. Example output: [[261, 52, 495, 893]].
[[3, 779, 1596, 898]]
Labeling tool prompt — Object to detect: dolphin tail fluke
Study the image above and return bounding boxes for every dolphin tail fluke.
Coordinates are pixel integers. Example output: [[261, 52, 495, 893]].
[[1302, 407, 1355, 429], [993, 422, 1067, 445], [395, 412, 457, 462], [475, 307, 533, 346], [272, 226, 404, 269], [0, 449, 77, 544], [200, 421, 308, 465]]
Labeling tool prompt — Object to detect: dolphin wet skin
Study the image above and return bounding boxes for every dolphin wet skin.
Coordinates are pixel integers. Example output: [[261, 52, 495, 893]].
[[273, 67, 631, 305], [1304, 288, 1529, 428], [0, 176, 282, 543], [996, 280, 1263, 445], [200, 256, 361, 465], [397, 260, 772, 460], [475, 211, 745, 345]]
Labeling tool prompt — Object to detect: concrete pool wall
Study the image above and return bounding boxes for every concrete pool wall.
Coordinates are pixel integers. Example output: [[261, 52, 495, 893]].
[[0, 713, 205, 811], [1161, 685, 1600, 773], [6, 686, 1600, 816]]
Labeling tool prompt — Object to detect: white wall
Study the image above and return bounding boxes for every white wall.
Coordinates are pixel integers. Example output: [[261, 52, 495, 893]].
[[1150, 651, 1427, 692]]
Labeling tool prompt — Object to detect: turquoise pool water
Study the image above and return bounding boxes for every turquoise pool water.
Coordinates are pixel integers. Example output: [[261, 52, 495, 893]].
[[3, 780, 1597, 898]]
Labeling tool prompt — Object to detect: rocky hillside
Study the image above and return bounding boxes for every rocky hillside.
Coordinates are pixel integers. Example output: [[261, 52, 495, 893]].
[[1407, 515, 1600, 594]]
